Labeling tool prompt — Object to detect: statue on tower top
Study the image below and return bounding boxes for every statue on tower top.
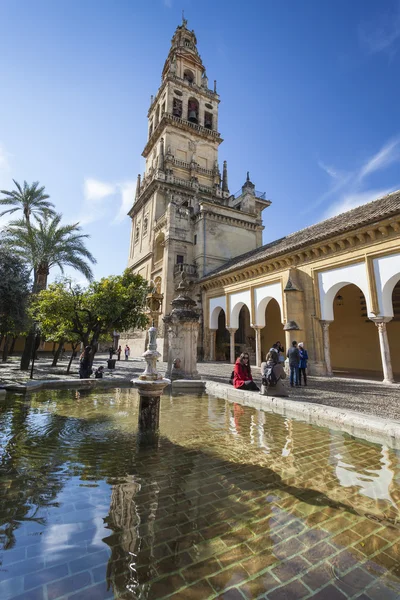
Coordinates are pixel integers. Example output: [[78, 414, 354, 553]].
[[182, 11, 188, 28]]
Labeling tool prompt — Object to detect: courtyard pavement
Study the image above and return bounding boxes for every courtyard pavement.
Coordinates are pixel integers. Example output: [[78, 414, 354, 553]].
[[1, 354, 400, 421]]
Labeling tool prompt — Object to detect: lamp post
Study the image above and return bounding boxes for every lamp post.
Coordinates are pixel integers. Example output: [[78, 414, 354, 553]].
[[30, 322, 38, 379]]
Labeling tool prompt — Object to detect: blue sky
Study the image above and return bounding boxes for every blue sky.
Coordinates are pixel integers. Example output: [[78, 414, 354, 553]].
[[1, 0, 400, 283]]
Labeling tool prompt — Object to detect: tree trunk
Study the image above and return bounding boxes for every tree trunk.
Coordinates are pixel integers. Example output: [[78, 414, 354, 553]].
[[66, 343, 78, 374], [0, 334, 3, 349], [52, 340, 64, 367], [52, 341, 56, 356], [20, 330, 35, 370], [9, 336, 17, 355], [2, 335, 10, 362]]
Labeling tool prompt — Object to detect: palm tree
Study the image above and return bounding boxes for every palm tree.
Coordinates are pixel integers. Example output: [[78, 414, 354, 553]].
[[0, 180, 56, 225], [2, 214, 96, 370], [3, 214, 96, 291]]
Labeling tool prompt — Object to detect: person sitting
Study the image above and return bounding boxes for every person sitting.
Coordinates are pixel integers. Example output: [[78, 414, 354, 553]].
[[260, 351, 288, 397], [94, 366, 104, 379], [233, 353, 259, 392]]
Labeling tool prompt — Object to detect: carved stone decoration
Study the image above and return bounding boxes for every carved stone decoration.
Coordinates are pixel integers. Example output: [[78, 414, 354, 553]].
[[284, 268, 303, 292], [283, 321, 300, 331], [163, 273, 201, 380]]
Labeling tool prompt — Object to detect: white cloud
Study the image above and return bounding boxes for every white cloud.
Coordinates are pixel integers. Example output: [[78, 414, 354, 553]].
[[359, 3, 400, 56], [0, 143, 11, 172], [323, 188, 395, 219], [84, 177, 116, 203], [78, 177, 135, 226], [314, 136, 400, 219], [114, 181, 136, 223], [163, 0, 172, 7]]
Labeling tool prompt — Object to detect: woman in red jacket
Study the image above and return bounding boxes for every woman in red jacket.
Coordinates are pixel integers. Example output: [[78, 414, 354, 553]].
[[233, 353, 259, 391]]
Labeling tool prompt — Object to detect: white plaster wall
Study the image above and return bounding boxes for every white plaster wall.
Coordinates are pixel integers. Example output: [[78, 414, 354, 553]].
[[209, 296, 226, 329], [229, 290, 251, 328], [373, 253, 400, 317], [319, 262, 371, 321], [254, 282, 283, 326]]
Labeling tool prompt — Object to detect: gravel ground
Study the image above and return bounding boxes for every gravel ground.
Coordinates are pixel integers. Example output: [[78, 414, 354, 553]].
[[1, 353, 400, 421]]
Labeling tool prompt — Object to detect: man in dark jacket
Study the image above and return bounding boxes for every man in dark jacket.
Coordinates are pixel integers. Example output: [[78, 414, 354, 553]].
[[287, 341, 300, 387]]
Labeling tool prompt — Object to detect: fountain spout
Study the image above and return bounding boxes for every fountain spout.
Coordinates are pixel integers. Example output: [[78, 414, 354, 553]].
[[131, 325, 170, 443]]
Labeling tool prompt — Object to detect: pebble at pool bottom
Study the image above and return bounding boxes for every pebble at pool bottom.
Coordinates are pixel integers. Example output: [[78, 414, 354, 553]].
[[0, 388, 400, 600]]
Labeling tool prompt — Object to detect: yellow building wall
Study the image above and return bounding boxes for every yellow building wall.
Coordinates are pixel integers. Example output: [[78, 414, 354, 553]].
[[387, 321, 400, 377], [329, 284, 381, 374], [260, 299, 284, 360]]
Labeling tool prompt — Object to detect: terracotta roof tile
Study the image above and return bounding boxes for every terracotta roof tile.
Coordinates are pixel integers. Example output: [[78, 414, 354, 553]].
[[202, 190, 400, 280]]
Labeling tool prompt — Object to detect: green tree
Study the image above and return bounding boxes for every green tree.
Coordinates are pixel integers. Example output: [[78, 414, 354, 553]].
[[0, 246, 31, 362], [0, 179, 55, 224], [2, 214, 96, 370], [30, 271, 149, 366], [3, 214, 96, 292]]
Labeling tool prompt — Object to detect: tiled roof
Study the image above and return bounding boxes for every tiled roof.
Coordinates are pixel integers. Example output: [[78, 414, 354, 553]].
[[202, 190, 400, 280]]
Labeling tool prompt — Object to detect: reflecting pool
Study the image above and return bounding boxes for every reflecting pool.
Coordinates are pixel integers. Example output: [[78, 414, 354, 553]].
[[1, 388, 400, 599]]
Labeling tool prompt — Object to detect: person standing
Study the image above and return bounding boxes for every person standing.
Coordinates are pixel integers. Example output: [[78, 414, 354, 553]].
[[233, 353, 259, 392], [287, 341, 300, 387], [116, 346, 122, 361], [298, 342, 309, 386], [108, 346, 114, 360], [79, 346, 92, 379], [124, 345, 130, 361]]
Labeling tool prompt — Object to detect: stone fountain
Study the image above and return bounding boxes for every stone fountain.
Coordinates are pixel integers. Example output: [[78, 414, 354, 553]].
[[163, 272, 205, 393], [131, 325, 170, 442]]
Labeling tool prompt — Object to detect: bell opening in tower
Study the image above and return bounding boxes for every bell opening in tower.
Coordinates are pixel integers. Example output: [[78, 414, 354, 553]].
[[188, 98, 199, 124]]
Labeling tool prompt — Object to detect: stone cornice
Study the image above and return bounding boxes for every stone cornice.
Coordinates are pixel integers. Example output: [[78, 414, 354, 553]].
[[196, 208, 262, 231], [128, 251, 153, 272], [142, 113, 222, 158], [200, 215, 400, 291]]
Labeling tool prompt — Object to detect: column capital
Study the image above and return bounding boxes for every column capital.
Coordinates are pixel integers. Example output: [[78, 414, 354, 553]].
[[251, 324, 263, 330], [227, 327, 237, 333], [320, 319, 333, 331], [370, 317, 392, 327]]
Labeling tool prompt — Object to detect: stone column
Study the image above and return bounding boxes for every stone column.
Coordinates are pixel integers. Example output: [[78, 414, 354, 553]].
[[252, 325, 262, 367], [320, 320, 333, 376], [209, 329, 217, 361], [371, 318, 394, 384], [228, 328, 237, 364]]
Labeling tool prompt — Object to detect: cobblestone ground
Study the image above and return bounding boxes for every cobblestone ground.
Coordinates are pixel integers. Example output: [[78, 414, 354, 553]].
[[1, 354, 400, 420]]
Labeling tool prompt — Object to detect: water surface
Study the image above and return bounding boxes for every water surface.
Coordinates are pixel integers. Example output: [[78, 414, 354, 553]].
[[1, 388, 400, 599]]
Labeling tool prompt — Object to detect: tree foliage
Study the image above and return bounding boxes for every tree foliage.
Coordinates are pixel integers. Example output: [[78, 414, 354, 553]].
[[30, 270, 150, 349], [0, 179, 55, 224], [0, 246, 31, 338], [2, 214, 96, 291]]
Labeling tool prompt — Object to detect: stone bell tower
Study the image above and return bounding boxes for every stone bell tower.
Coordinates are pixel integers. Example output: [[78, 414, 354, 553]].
[[125, 18, 271, 358]]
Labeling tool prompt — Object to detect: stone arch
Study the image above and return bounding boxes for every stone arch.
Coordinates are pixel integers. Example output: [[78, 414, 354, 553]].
[[329, 283, 381, 377], [382, 273, 400, 318], [187, 97, 199, 123], [154, 232, 165, 263], [210, 305, 224, 330], [318, 263, 371, 321], [373, 253, 400, 317], [254, 282, 283, 326]]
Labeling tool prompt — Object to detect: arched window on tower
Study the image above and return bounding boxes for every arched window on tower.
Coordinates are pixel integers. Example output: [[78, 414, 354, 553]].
[[204, 112, 213, 129], [149, 120, 153, 138], [155, 104, 160, 127], [173, 98, 183, 118], [183, 69, 194, 84], [188, 98, 199, 124]]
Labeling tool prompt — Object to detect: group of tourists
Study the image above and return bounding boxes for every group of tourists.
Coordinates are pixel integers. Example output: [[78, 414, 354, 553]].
[[78, 343, 131, 379], [232, 340, 308, 397]]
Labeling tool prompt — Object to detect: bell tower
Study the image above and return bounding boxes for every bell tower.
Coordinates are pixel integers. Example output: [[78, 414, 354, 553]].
[[125, 18, 271, 358]]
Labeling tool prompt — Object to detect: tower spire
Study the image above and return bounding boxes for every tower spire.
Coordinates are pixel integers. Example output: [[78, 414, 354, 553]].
[[222, 160, 229, 192]]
